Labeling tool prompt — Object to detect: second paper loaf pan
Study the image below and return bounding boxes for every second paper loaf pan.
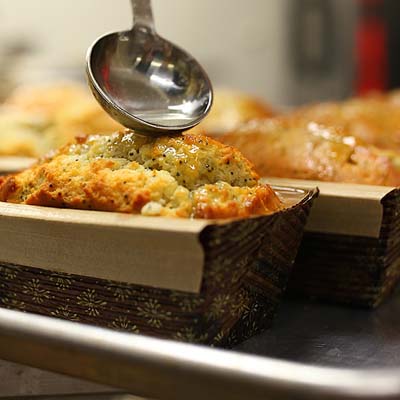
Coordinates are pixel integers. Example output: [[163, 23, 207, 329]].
[[266, 178, 400, 308]]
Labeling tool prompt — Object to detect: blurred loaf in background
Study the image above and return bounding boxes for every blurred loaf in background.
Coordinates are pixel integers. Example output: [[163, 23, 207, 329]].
[[220, 117, 400, 186], [190, 89, 275, 136], [0, 83, 121, 157], [286, 91, 400, 152], [220, 91, 400, 187]]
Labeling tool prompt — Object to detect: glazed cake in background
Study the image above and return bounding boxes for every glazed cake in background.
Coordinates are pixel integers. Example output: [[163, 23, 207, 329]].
[[221, 118, 400, 187], [288, 91, 400, 152], [218, 92, 400, 308]]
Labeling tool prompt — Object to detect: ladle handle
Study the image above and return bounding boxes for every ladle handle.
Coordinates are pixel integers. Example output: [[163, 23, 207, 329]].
[[131, 0, 155, 31]]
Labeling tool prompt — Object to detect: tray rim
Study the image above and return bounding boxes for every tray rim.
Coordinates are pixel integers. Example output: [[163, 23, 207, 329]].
[[0, 307, 399, 400]]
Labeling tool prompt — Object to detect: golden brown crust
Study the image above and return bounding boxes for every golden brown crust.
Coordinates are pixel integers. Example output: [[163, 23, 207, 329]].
[[0, 130, 282, 218], [221, 118, 400, 186], [192, 183, 280, 219]]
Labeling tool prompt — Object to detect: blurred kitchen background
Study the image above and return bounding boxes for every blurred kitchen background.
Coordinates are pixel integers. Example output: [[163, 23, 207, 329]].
[[0, 0, 399, 107]]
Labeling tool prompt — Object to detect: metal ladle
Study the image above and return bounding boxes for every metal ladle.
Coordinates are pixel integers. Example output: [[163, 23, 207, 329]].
[[86, 0, 213, 135]]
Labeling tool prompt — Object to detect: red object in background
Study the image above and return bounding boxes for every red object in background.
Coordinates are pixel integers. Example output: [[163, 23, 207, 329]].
[[355, 0, 388, 95]]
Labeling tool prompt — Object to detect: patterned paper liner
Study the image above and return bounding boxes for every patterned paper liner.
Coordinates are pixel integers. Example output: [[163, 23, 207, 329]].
[[289, 188, 400, 308], [0, 189, 317, 347]]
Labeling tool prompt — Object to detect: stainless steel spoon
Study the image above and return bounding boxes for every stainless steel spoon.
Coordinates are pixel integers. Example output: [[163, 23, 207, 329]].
[[86, 0, 213, 135]]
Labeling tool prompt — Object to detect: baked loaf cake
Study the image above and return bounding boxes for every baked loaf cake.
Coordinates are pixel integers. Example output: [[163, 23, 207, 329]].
[[289, 91, 400, 152], [190, 89, 275, 136], [221, 118, 400, 186], [0, 130, 282, 218], [0, 83, 121, 157]]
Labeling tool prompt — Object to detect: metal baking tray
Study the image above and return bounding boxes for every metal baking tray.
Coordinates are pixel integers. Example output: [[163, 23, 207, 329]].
[[1, 291, 400, 400]]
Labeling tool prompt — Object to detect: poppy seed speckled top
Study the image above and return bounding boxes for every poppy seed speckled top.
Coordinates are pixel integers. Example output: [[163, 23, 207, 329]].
[[0, 130, 282, 218]]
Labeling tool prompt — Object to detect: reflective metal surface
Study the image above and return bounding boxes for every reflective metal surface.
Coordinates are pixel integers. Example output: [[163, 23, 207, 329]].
[[0, 359, 116, 398], [87, 0, 213, 135], [1, 305, 400, 400], [238, 293, 400, 369]]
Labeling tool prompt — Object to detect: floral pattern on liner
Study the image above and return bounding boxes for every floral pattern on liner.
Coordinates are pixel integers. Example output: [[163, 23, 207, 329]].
[[0, 190, 316, 347]]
